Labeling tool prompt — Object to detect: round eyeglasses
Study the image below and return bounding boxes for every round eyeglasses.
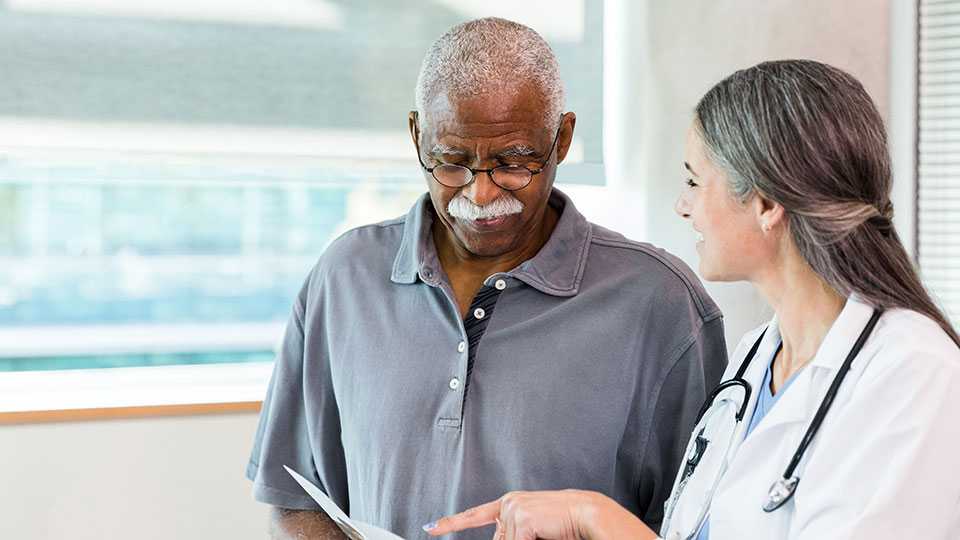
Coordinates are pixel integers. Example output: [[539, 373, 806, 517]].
[[415, 121, 563, 192]]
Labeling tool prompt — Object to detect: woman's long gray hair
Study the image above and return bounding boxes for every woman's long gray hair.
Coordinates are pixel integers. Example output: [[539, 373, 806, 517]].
[[696, 59, 960, 346]]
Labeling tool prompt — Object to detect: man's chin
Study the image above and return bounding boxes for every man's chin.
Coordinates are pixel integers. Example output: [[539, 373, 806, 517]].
[[454, 228, 516, 258]]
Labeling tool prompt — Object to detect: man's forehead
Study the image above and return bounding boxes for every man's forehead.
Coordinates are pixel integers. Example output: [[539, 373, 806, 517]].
[[429, 140, 537, 156], [420, 86, 549, 134]]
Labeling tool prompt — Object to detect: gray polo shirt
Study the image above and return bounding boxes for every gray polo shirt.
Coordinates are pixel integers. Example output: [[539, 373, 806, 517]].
[[246, 189, 727, 539]]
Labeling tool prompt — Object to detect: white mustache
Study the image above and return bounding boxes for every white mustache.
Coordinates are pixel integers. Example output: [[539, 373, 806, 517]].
[[447, 195, 524, 221]]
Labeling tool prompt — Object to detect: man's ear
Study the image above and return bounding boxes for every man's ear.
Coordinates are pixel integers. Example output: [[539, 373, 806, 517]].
[[555, 112, 577, 164], [408, 111, 421, 152]]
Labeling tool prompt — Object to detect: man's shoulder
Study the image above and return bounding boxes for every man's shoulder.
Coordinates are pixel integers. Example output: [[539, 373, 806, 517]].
[[324, 215, 407, 257], [585, 223, 721, 322], [587, 223, 691, 272], [308, 215, 408, 283]]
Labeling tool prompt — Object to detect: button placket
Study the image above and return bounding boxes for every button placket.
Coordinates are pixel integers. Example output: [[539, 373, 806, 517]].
[[440, 334, 468, 424]]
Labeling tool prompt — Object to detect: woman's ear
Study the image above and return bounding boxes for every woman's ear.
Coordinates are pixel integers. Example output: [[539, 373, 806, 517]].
[[754, 194, 786, 233]]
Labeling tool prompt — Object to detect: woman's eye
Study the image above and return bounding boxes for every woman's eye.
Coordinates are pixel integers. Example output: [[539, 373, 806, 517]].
[[685, 178, 698, 188]]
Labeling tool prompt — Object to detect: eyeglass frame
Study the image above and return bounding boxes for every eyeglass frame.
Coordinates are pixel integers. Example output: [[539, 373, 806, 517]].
[[413, 115, 565, 192]]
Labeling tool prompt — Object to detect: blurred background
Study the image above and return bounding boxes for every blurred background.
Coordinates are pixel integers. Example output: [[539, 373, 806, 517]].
[[0, 0, 600, 372], [0, 0, 951, 538]]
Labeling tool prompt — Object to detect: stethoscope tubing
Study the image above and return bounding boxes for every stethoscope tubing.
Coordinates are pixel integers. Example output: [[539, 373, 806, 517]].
[[693, 329, 767, 426], [685, 306, 884, 516], [778, 307, 884, 480]]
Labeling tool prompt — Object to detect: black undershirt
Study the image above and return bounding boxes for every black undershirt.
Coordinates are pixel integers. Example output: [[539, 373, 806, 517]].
[[461, 284, 503, 399]]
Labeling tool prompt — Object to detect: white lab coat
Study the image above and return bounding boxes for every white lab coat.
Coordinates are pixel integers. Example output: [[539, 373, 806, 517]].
[[660, 295, 960, 540]]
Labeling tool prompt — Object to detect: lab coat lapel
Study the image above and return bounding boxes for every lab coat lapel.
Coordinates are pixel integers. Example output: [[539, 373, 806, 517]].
[[731, 296, 878, 454], [709, 297, 883, 539], [738, 365, 818, 443], [808, 295, 876, 371], [728, 322, 785, 452]]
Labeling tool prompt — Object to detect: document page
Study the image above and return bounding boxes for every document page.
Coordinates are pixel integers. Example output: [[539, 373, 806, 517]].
[[284, 465, 406, 540]]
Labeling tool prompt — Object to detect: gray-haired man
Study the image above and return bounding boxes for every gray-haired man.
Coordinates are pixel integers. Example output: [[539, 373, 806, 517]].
[[247, 17, 727, 539]]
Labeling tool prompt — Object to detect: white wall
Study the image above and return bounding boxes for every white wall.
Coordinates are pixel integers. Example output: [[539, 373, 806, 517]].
[[0, 413, 267, 540], [889, 0, 918, 258], [598, 0, 891, 348], [2, 3, 898, 539]]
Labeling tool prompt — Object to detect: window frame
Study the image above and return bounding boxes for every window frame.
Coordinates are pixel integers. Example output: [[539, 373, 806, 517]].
[[0, 2, 609, 419]]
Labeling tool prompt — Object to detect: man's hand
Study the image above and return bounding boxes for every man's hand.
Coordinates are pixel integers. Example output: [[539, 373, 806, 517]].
[[270, 507, 347, 540]]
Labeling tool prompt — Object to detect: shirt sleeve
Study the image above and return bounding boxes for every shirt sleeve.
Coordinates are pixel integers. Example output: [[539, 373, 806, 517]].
[[637, 315, 728, 531], [787, 343, 960, 540], [245, 279, 349, 512]]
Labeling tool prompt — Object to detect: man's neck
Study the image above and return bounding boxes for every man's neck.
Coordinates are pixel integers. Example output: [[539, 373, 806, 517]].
[[432, 202, 559, 318], [434, 203, 560, 282]]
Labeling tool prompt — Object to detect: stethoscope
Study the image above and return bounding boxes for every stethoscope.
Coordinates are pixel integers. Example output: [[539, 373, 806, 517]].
[[682, 307, 884, 515]]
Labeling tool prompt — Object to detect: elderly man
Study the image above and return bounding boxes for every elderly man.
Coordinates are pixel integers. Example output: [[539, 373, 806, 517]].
[[246, 17, 726, 540]]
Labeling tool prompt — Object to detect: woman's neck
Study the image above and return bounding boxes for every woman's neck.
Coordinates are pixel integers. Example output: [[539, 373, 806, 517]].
[[754, 250, 846, 385]]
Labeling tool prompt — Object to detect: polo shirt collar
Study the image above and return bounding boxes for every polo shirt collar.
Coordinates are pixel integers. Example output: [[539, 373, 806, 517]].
[[390, 193, 433, 285], [390, 188, 592, 297]]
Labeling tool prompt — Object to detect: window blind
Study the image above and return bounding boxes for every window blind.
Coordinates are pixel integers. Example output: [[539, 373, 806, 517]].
[[919, 0, 960, 323]]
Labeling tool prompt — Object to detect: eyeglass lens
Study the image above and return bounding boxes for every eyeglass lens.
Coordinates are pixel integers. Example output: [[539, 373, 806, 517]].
[[432, 164, 532, 191]]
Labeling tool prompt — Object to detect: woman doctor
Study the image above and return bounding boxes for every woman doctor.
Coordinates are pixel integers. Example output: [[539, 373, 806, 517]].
[[423, 60, 960, 539]]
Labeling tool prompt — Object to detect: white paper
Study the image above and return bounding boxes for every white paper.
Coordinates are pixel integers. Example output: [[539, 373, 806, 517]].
[[284, 465, 407, 540]]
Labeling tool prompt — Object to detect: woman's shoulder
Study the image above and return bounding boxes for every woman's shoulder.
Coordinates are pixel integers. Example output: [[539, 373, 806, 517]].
[[874, 308, 957, 356], [861, 307, 960, 383]]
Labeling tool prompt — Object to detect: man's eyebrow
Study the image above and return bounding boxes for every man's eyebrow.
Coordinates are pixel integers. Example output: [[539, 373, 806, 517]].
[[429, 143, 467, 156], [498, 145, 538, 158], [684, 161, 698, 176]]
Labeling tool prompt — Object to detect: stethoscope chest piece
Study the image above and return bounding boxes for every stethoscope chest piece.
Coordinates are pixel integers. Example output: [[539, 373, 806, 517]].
[[763, 476, 799, 512]]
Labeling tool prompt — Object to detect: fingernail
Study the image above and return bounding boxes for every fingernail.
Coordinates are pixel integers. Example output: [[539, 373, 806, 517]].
[[422, 521, 438, 532]]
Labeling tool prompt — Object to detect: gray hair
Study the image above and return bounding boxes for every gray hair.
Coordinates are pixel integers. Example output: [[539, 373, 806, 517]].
[[415, 17, 564, 130], [695, 59, 959, 346]]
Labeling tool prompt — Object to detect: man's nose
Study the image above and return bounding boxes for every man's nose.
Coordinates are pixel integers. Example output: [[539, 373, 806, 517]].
[[461, 170, 505, 207]]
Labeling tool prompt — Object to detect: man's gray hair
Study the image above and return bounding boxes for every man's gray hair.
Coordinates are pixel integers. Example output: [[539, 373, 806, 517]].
[[415, 17, 564, 130]]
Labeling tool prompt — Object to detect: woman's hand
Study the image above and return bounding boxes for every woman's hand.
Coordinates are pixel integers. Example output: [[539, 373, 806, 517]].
[[422, 489, 658, 540]]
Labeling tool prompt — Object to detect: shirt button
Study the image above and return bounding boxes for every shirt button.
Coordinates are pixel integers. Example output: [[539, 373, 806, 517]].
[[448, 378, 461, 390], [422, 268, 434, 279], [494, 279, 507, 290], [457, 341, 466, 353], [473, 308, 485, 320]]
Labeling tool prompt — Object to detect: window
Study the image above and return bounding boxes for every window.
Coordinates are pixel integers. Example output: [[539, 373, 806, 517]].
[[0, 1, 604, 373], [918, 0, 960, 324]]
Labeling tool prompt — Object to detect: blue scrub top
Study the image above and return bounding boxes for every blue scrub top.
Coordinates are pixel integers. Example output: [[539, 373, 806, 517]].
[[697, 343, 797, 540]]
